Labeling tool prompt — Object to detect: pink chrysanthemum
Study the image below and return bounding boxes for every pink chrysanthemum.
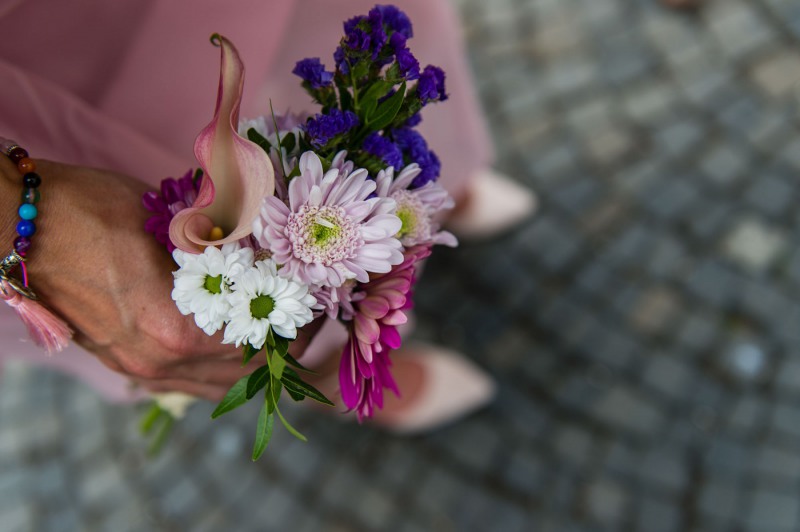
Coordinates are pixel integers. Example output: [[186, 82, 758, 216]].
[[254, 152, 404, 287], [312, 280, 363, 320], [374, 164, 457, 248], [339, 245, 432, 421]]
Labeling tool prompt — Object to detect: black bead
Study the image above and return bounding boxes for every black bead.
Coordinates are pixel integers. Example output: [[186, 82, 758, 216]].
[[22, 172, 41, 188]]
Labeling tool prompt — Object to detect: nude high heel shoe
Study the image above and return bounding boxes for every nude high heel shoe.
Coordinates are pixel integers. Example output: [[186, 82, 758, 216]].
[[446, 169, 537, 240], [372, 344, 496, 434]]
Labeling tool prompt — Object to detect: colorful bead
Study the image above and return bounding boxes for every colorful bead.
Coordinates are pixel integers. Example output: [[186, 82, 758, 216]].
[[16, 220, 35, 237], [23, 172, 41, 188], [7, 146, 28, 164], [21, 188, 40, 204], [18, 204, 37, 220], [2, 141, 42, 267], [17, 158, 35, 173], [13, 237, 31, 256]]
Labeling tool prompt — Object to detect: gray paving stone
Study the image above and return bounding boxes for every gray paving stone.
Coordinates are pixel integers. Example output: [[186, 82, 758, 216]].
[[698, 481, 743, 523], [591, 386, 663, 437], [751, 49, 800, 98], [723, 217, 787, 273], [642, 352, 695, 401], [636, 495, 683, 532], [745, 489, 800, 532], [584, 478, 630, 527]]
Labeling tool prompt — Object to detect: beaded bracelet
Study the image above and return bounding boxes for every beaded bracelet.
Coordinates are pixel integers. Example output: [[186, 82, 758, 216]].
[[0, 138, 40, 300], [0, 138, 70, 354]]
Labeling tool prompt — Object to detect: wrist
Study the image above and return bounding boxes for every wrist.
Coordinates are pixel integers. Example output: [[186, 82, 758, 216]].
[[0, 155, 18, 250]]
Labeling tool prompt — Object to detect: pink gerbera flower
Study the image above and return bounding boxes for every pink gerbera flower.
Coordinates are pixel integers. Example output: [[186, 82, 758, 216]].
[[339, 245, 432, 421], [254, 152, 404, 287]]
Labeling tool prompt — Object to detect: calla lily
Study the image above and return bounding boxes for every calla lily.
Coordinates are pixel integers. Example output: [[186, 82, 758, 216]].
[[169, 34, 275, 252]]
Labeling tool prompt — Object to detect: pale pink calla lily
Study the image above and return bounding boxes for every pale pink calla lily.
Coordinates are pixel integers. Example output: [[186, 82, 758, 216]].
[[169, 34, 274, 253]]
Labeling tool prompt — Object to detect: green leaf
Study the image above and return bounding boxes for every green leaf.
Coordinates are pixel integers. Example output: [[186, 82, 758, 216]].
[[270, 349, 287, 380], [281, 369, 335, 406], [139, 402, 164, 434], [242, 343, 260, 367], [336, 78, 354, 111], [246, 365, 270, 400], [147, 416, 174, 457], [284, 352, 314, 373], [359, 80, 393, 121], [284, 385, 306, 402], [210, 375, 250, 419], [275, 406, 307, 442], [271, 377, 282, 407], [251, 401, 275, 461], [269, 100, 288, 180], [367, 81, 406, 130], [281, 132, 296, 153], [272, 334, 289, 357], [247, 127, 272, 153]]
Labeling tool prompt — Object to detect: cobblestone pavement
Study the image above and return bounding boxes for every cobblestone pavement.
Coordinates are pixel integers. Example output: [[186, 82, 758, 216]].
[[4, 0, 800, 530]]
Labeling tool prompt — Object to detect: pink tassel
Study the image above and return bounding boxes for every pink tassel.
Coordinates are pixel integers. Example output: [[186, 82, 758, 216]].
[[1, 280, 72, 354]]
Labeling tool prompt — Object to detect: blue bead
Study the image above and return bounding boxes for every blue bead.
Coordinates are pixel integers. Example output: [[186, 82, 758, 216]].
[[18, 204, 37, 220], [16, 220, 35, 237]]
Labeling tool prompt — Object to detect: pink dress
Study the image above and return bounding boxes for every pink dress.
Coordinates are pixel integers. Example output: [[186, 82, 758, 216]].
[[0, 0, 493, 401]]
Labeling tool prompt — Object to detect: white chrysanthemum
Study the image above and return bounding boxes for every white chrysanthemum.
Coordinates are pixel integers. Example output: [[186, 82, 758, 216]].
[[223, 260, 317, 348], [152, 392, 197, 419], [171, 244, 254, 335]]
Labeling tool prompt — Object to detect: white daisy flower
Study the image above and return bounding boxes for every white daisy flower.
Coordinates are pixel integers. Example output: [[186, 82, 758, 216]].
[[223, 260, 317, 348], [171, 244, 254, 335]]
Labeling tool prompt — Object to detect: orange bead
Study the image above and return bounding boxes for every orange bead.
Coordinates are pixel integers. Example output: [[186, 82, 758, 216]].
[[17, 158, 35, 173]]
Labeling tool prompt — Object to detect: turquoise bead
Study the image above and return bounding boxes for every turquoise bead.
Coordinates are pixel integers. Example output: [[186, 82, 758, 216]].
[[18, 204, 37, 220]]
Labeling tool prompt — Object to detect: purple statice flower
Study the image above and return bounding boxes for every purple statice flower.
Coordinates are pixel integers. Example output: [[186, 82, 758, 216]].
[[417, 65, 448, 103], [345, 27, 371, 53], [404, 112, 422, 127], [371, 5, 413, 39], [303, 109, 360, 148], [143, 169, 200, 252], [390, 33, 419, 80], [343, 14, 363, 34], [391, 128, 441, 187], [363, 132, 404, 170], [367, 9, 388, 57], [342, 14, 386, 65], [333, 46, 349, 74], [292, 58, 334, 89]]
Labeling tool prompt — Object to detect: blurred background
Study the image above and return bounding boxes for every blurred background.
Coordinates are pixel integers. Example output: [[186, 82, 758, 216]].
[[4, 0, 800, 530]]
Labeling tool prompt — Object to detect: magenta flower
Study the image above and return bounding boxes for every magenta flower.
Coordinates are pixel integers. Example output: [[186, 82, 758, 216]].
[[339, 245, 432, 421], [143, 170, 200, 252], [253, 151, 404, 287]]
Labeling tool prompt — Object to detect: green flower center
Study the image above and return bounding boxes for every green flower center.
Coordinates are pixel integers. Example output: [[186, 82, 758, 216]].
[[311, 217, 341, 246], [396, 206, 416, 239], [204, 274, 223, 294], [250, 295, 275, 320]]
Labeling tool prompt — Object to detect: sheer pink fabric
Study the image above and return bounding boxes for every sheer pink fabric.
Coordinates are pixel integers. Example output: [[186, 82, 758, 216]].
[[0, 0, 492, 401]]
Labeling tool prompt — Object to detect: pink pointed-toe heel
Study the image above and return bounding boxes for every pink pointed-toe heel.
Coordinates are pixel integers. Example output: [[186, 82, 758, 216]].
[[446, 169, 537, 240], [371, 344, 496, 434]]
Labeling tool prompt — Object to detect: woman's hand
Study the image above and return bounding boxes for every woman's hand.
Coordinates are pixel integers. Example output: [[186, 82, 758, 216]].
[[1, 158, 321, 400]]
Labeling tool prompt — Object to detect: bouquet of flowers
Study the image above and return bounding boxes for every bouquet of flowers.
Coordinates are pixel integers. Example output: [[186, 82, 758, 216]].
[[142, 4, 456, 459]]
